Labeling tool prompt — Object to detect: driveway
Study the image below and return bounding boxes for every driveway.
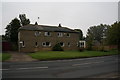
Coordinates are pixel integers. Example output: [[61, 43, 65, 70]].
[[5, 52, 38, 62]]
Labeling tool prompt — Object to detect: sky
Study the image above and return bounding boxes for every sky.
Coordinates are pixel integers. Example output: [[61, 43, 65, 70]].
[[1, 1, 119, 36]]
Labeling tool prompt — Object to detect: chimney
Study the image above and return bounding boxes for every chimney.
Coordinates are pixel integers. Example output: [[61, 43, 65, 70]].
[[58, 23, 62, 27], [35, 22, 38, 25]]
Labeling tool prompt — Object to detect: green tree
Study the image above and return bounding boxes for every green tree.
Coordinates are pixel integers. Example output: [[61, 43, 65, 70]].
[[86, 32, 94, 50], [74, 29, 83, 40], [86, 24, 110, 50], [86, 24, 109, 45], [5, 18, 21, 43], [106, 21, 120, 52], [19, 14, 30, 26]]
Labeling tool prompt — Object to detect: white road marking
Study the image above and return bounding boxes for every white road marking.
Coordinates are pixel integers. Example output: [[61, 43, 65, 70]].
[[0, 69, 9, 71], [0, 67, 48, 71], [92, 61, 104, 64], [72, 61, 104, 66], [17, 66, 48, 70]]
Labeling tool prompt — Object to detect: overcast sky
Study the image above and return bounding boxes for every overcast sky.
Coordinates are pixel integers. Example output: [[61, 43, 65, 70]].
[[1, 2, 118, 36]]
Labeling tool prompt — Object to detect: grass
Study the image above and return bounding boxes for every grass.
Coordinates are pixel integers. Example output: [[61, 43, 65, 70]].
[[29, 50, 118, 60], [0, 53, 11, 61]]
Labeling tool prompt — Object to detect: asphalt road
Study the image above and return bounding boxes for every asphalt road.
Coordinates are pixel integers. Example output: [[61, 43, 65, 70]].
[[1, 55, 119, 78]]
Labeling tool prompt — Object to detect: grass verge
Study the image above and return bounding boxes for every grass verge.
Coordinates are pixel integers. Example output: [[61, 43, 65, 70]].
[[0, 53, 11, 61], [29, 50, 118, 60]]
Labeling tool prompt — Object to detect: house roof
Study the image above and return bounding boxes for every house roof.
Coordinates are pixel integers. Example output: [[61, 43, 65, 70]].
[[19, 24, 78, 33]]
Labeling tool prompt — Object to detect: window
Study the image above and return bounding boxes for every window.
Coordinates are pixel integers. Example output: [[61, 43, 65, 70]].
[[42, 42, 51, 47], [35, 42, 38, 47], [66, 33, 70, 37], [77, 42, 79, 47], [80, 42, 84, 47], [59, 42, 64, 47], [35, 31, 41, 36], [68, 42, 70, 47], [19, 41, 25, 47], [58, 33, 63, 37], [79, 41, 86, 48], [42, 42, 46, 46], [45, 32, 51, 36]]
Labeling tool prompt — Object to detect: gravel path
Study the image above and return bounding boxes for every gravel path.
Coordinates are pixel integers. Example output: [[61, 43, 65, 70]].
[[5, 52, 38, 62]]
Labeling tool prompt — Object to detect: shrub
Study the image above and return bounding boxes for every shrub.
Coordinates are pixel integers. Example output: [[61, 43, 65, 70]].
[[52, 43, 63, 51], [86, 46, 92, 51]]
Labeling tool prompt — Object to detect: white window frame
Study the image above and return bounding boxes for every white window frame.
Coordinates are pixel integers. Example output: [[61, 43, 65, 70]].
[[42, 42, 51, 47], [66, 33, 70, 37], [19, 41, 25, 47], [79, 41, 86, 48], [35, 31, 41, 36], [68, 42, 70, 47], [58, 32, 63, 37], [77, 42, 79, 47], [45, 32, 51, 36], [35, 42, 38, 47], [59, 42, 64, 47]]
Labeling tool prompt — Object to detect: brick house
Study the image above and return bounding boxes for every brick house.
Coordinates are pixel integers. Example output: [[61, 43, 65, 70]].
[[18, 24, 80, 52]]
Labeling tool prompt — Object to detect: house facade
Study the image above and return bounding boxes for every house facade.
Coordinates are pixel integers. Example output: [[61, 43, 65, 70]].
[[18, 24, 80, 52]]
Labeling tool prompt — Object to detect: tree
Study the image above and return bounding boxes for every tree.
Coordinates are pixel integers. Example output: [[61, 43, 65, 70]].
[[86, 24, 110, 50], [19, 14, 30, 26], [86, 24, 109, 45], [74, 29, 83, 40], [5, 18, 21, 43], [106, 21, 120, 52]]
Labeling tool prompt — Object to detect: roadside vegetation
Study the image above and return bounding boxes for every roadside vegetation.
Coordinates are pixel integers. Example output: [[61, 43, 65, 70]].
[[29, 50, 118, 60], [0, 53, 11, 61]]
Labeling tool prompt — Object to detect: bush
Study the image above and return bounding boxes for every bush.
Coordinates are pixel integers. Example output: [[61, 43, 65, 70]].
[[86, 46, 92, 51], [52, 43, 63, 51]]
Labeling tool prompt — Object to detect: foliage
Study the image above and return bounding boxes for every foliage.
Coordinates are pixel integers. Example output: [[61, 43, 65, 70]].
[[29, 50, 118, 60], [106, 21, 120, 52], [5, 18, 21, 43], [19, 14, 30, 26], [52, 43, 64, 51], [86, 24, 110, 50], [74, 29, 83, 40]]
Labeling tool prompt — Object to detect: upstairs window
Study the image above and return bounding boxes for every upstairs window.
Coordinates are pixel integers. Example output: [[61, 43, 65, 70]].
[[58, 33, 63, 37], [42, 42, 51, 47], [35, 31, 41, 36], [66, 33, 70, 37], [45, 32, 51, 36]]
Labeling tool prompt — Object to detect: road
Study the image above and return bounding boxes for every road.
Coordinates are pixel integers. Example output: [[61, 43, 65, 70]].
[[2, 55, 119, 78]]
